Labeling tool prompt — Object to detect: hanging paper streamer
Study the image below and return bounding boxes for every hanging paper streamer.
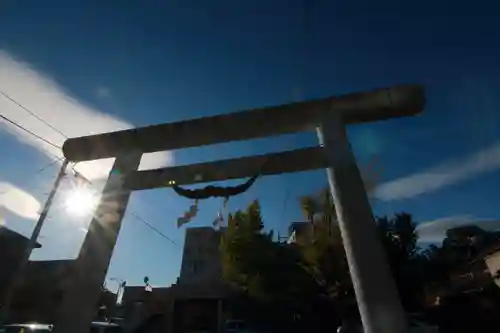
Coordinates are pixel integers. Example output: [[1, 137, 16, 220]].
[[177, 199, 199, 228], [212, 212, 224, 228], [212, 196, 230, 228]]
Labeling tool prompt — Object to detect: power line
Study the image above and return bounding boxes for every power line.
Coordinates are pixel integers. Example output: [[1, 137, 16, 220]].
[[0, 92, 67, 162], [70, 168, 178, 247], [0, 91, 68, 139], [0, 113, 61, 150], [0, 157, 63, 196], [0, 108, 65, 193], [37, 156, 65, 173], [0, 97, 178, 248], [0, 92, 66, 162], [131, 211, 177, 245], [4, 157, 66, 193]]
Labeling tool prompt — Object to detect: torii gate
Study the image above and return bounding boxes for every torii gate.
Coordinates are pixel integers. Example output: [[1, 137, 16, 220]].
[[54, 84, 425, 333]]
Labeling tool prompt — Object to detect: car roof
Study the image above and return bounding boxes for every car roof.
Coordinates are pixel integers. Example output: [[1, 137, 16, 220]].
[[91, 322, 120, 327], [3, 324, 52, 331], [4, 322, 120, 329], [4, 324, 52, 328]]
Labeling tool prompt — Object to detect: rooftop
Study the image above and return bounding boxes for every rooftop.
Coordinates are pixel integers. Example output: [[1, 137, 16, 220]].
[[0, 225, 41, 248]]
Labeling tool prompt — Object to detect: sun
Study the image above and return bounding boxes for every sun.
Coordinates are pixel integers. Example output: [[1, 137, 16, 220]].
[[64, 187, 98, 217]]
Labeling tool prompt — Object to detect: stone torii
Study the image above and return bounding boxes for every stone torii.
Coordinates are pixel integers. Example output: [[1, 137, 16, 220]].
[[53, 84, 425, 333]]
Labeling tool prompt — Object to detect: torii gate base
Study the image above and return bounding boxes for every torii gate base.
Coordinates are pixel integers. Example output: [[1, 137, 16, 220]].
[[54, 85, 424, 333]]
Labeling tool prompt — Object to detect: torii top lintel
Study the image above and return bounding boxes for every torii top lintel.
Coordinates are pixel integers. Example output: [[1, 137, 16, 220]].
[[62, 84, 424, 162]]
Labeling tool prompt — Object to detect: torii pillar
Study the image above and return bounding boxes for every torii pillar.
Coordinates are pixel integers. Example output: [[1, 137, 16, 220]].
[[54, 84, 424, 333]]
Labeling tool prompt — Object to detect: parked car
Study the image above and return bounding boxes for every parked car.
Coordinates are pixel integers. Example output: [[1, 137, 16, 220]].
[[408, 314, 440, 333], [0, 324, 53, 332], [0, 321, 122, 333], [336, 314, 439, 333], [90, 321, 123, 333], [224, 320, 256, 333]]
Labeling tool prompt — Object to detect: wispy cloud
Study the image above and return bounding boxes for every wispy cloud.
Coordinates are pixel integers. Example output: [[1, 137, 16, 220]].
[[0, 182, 41, 220], [374, 141, 500, 201], [416, 215, 500, 244], [96, 86, 111, 98], [0, 50, 173, 180]]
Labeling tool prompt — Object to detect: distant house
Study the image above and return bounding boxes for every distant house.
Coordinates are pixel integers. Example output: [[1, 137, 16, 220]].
[[287, 221, 313, 245], [0, 226, 41, 300], [120, 285, 172, 331], [450, 243, 500, 293], [484, 247, 500, 288], [6, 259, 116, 324], [122, 285, 171, 313], [9, 259, 74, 323]]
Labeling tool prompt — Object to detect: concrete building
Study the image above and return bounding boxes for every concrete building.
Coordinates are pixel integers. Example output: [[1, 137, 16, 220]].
[[179, 227, 223, 285], [172, 227, 229, 332], [2, 259, 116, 324], [120, 227, 230, 333], [9, 260, 74, 323]]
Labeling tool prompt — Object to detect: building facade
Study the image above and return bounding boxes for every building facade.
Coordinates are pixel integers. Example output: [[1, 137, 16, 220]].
[[120, 227, 230, 333], [0, 226, 41, 301], [179, 227, 223, 285], [10, 260, 74, 323], [2, 258, 116, 324]]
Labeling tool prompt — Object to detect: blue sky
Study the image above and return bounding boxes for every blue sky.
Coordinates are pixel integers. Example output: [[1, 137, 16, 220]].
[[0, 0, 499, 290]]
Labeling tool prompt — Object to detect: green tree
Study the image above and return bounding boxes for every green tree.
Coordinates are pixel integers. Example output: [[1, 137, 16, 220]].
[[300, 188, 426, 311], [298, 189, 352, 307], [220, 200, 334, 331], [220, 200, 267, 294], [376, 213, 424, 310], [220, 189, 433, 329]]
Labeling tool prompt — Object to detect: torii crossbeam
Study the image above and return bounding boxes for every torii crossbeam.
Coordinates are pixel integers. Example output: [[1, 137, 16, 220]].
[[54, 84, 425, 333]]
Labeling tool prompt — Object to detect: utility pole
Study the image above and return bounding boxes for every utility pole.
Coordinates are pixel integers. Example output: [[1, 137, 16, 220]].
[[0, 159, 69, 325]]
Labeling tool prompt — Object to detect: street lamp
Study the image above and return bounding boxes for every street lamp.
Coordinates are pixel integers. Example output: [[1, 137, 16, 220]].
[[109, 278, 126, 304]]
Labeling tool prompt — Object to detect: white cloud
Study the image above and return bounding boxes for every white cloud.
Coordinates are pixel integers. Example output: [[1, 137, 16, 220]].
[[0, 50, 173, 180], [96, 86, 111, 98], [0, 182, 41, 220], [374, 141, 500, 201], [416, 215, 500, 244]]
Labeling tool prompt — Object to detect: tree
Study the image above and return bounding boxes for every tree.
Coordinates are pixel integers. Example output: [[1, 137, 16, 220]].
[[300, 188, 425, 311], [220, 200, 332, 331], [220, 200, 267, 295], [220, 189, 443, 329], [299, 189, 352, 308], [376, 213, 423, 311]]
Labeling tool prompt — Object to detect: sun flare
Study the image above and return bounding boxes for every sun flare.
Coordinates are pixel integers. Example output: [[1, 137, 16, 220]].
[[64, 187, 98, 217]]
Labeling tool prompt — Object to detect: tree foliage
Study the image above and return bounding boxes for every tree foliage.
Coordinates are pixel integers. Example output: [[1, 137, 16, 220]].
[[220, 188, 500, 331], [220, 200, 322, 330]]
